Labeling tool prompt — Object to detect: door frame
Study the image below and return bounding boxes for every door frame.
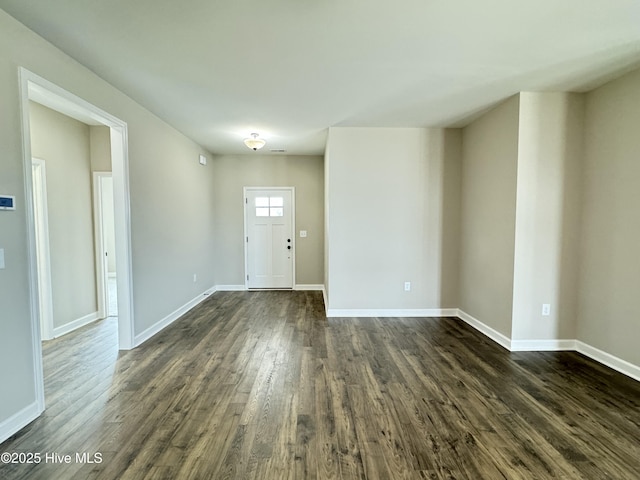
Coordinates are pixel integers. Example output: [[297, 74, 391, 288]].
[[243, 186, 296, 289], [19, 68, 136, 414], [93, 172, 113, 320], [31, 158, 54, 341]]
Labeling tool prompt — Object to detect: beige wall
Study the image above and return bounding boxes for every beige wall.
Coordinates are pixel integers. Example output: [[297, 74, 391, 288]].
[[212, 154, 324, 286], [511, 92, 584, 341], [578, 68, 640, 366], [441, 129, 462, 308], [0, 10, 215, 426], [325, 127, 460, 311], [459, 96, 520, 337], [89, 125, 112, 172], [455, 77, 640, 372], [0, 12, 35, 420], [29, 102, 98, 329], [127, 125, 216, 328]]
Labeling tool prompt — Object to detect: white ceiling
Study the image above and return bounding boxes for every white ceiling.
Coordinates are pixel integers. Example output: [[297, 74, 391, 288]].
[[2, 0, 640, 155]]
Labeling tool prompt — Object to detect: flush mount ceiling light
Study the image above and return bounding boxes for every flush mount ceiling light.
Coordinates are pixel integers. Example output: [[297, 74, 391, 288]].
[[243, 133, 266, 151]]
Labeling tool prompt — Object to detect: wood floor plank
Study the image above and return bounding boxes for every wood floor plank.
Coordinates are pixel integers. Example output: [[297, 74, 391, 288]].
[[2, 291, 640, 479]]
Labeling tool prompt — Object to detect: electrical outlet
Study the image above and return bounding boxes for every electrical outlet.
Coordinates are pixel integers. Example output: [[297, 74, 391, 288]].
[[542, 304, 551, 316], [404, 282, 411, 292], [299, 230, 307, 238], [193, 274, 197, 283]]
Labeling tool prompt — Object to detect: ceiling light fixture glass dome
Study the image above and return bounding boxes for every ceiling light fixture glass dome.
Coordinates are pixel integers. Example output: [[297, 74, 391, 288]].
[[243, 133, 266, 151]]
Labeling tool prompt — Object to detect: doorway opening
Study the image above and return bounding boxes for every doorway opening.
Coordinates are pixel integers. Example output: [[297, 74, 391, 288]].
[[94, 172, 118, 320], [19, 68, 135, 413]]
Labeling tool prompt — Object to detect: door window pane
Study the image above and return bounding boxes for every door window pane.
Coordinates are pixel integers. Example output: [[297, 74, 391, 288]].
[[253, 195, 286, 217]]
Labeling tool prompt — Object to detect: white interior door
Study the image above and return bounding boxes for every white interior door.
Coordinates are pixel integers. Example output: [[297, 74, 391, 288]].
[[245, 188, 294, 289]]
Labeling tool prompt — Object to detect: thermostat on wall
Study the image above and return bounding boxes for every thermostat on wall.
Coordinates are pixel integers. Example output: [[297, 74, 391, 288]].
[[0, 195, 16, 210]]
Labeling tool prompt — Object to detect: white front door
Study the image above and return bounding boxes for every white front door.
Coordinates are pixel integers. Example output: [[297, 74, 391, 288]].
[[245, 188, 294, 289]]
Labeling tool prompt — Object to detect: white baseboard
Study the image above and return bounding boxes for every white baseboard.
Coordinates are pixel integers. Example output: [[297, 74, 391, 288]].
[[216, 284, 325, 292], [457, 309, 512, 350], [455, 309, 640, 382], [215, 284, 246, 291], [134, 286, 216, 346], [326, 308, 458, 318], [0, 401, 42, 444], [53, 311, 100, 338], [294, 284, 324, 291], [322, 286, 328, 313], [576, 341, 640, 382], [510, 339, 577, 351]]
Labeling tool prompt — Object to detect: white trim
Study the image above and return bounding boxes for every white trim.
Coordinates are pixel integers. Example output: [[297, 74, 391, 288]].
[[109, 126, 135, 350], [216, 284, 326, 292], [510, 339, 577, 352], [454, 310, 640, 382], [294, 284, 325, 291], [576, 341, 640, 383], [215, 284, 246, 291], [18, 69, 46, 416], [0, 402, 42, 444], [52, 311, 100, 338], [134, 286, 216, 346], [31, 158, 54, 341], [13, 67, 135, 443], [456, 309, 512, 350], [243, 186, 296, 290], [326, 308, 458, 318], [19, 67, 135, 352], [322, 286, 328, 314]]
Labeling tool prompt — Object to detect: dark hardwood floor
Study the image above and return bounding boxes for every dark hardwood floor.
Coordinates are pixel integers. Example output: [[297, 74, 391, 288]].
[[1, 291, 639, 479]]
